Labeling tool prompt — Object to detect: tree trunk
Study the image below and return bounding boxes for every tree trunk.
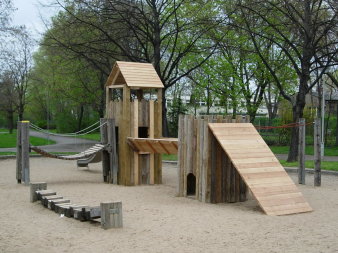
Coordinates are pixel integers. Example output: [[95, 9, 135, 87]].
[[287, 97, 306, 162], [336, 103, 338, 146], [162, 92, 169, 137], [78, 105, 84, 131], [7, 111, 14, 134]]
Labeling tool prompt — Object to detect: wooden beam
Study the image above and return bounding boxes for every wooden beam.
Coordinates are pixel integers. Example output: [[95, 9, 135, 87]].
[[133, 99, 139, 185], [21, 121, 30, 185], [149, 100, 155, 184], [120, 85, 131, 185]]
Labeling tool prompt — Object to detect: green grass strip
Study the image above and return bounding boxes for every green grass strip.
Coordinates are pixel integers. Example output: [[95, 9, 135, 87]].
[[279, 159, 338, 172], [0, 131, 56, 148]]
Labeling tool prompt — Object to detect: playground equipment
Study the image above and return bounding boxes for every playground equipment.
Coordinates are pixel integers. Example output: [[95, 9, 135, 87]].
[[30, 182, 123, 229], [77, 152, 102, 167], [178, 115, 313, 216], [104, 61, 165, 185], [16, 121, 107, 184], [17, 61, 313, 216]]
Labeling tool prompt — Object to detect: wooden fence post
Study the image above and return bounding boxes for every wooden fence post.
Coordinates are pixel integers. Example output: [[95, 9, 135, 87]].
[[314, 118, 321, 186], [298, 118, 305, 184], [100, 118, 109, 183], [16, 121, 22, 184], [21, 121, 30, 185], [30, 182, 47, 202], [100, 201, 123, 229]]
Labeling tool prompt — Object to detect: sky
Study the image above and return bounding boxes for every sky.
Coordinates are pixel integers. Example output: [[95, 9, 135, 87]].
[[12, 0, 58, 39]]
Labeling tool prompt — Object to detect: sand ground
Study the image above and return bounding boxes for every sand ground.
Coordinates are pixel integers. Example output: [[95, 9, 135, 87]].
[[0, 157, 338, 253]]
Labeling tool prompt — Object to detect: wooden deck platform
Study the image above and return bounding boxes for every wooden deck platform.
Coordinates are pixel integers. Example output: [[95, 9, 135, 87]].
[[208, 123, 313, 216]]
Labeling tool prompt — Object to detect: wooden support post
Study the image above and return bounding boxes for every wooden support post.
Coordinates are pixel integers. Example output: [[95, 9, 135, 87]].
[[107, 119, 118, 184], [298, 118, 306, 184], [210, 134, 216, 203], [21, 121, 30, 185], [154, 89, 163, 184], [100, 201, 123, 229], [30, 182, 47, 202], [238, 115, 248, 201], [16, 121, 22, 184], [121, 85, 131, 185], [100, 118, 109, 183], [133, 99, 139, 185], [177, 114, 185, 197], [149, 100, 155, 185], [314, 118, 321, 186]]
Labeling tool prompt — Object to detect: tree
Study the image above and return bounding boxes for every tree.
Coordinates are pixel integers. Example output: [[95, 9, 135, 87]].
[[234, 0, 338, 161], [0, 0, 14, 37], [2, 27, 34, 120], [46, 0, 220, 135], [0, 72, 16, 133]]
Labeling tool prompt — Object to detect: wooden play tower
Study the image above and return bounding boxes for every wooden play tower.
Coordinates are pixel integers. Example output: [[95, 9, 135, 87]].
[[104, 61, 177, 186]]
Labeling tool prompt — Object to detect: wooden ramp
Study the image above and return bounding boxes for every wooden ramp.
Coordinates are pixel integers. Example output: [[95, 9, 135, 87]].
[[127, 138, 178, 154], [208, 123, 312, 216]]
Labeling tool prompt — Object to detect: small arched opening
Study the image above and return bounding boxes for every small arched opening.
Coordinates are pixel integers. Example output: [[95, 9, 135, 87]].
[[187, 173, 196, 196]]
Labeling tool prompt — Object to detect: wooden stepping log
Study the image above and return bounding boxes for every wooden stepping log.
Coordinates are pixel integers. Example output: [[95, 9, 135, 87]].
[[30, 182, 123, 229], [36, 190, 56, 201], [65, 205, 88, 218], [54, 203, 73, 214], [74, 206, 101, 221], [41, 195, 63, 207], [49, 199, 70, 210]]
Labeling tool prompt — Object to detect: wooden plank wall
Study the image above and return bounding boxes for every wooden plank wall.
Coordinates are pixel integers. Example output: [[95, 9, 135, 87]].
[[106, 99, 150, 128], [178, 115, 249, 203]]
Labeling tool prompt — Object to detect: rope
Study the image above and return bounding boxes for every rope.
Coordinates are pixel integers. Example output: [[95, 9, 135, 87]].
[[30, 144, 105, 160], [30, 121, 100, 135], [29, 122, 106, 137], [255, 121, 314, 130]]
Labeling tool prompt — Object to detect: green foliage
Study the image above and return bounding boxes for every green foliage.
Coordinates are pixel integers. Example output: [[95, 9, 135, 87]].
[[167, 96, 188, 137]]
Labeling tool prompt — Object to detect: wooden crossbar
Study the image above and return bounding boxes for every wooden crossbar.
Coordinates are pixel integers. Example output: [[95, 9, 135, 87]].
[[127, 137, 178, 154]]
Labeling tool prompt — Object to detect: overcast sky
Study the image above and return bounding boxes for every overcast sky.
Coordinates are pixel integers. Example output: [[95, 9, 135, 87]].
[[12, 0, 58, 39]]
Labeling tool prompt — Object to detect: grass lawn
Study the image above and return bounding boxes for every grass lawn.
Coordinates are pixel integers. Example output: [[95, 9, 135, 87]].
[[0, 129, 56, 148], [77, 133, 100, 141], [270, 145, 338, 156], [279, 159, 338, 172], [162, 154, 178, 161], [47, 129, 101, 141], [162, 154, 338, 172]]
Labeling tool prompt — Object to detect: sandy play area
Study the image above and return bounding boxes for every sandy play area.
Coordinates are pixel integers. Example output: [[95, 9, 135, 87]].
[[0, 157, 338, 253]]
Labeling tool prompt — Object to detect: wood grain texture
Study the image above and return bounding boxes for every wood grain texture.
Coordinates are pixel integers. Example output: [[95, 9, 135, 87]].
[[208, 123, 312, 216], [106, 61, 164, 88]]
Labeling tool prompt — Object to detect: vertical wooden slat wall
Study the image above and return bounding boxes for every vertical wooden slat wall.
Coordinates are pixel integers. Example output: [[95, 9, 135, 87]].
[[107, 95, 162, 186], [178, 115, 249, 203]]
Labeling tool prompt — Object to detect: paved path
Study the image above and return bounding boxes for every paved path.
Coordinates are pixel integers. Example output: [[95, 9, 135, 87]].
[[0, 130, 98, 153]]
